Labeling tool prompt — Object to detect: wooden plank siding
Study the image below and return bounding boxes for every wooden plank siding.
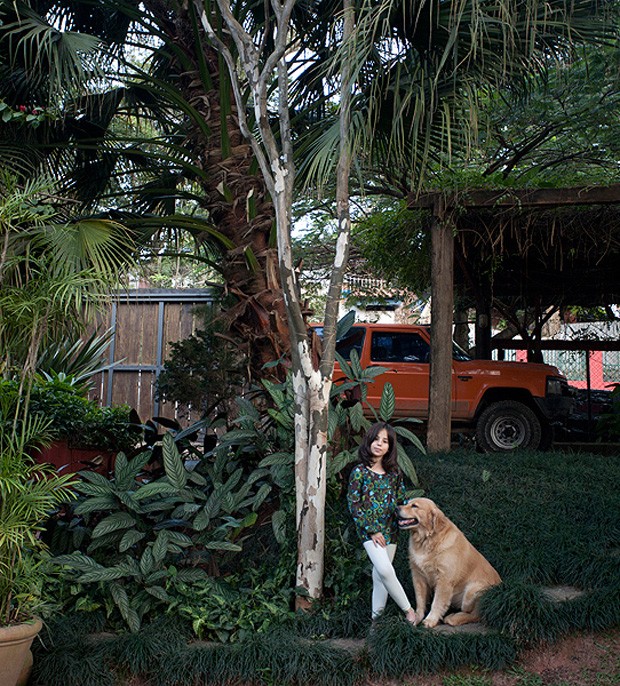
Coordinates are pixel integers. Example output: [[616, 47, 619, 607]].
[[88, 289, 220, 425]]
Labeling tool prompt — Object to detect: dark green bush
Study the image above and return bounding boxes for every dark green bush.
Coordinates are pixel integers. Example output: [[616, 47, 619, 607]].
[[1, 374, 142, 452]]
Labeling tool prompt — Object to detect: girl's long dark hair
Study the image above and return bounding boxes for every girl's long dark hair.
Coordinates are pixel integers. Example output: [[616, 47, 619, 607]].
[[358, 422, 399, 473]]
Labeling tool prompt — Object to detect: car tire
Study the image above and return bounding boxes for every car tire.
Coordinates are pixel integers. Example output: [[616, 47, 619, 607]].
[[475, 400, 542, 452]]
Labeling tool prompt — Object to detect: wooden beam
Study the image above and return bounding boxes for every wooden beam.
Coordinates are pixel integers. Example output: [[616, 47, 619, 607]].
[[410, 183, 620, 210], [427, 210, 454, 453]]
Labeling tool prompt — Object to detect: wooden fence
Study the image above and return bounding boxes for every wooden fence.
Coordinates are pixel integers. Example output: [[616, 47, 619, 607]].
[[89, 288, 220, 424]]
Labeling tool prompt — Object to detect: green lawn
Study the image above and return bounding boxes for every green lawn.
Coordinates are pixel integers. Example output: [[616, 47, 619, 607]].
[[32, 447, 620, 686]]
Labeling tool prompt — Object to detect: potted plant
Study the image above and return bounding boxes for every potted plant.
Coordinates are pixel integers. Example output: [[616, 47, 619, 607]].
[[0, 410, 76, 686]]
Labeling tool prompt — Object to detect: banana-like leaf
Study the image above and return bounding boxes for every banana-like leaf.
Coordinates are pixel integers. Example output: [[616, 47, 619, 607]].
[[162, 433, 187, 489], [202, 541, 242, 551], [133, 481, 180, 501], [393, 424, 426, 455], [92, 512, 136, 538], [396, 444, 420, 487], [74, 495, 118, 515], [379, 383, 396, 421], [119, 530, 146, 552]]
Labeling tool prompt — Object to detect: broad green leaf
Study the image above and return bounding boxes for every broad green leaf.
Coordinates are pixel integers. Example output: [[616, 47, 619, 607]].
[[379, 383, 396, 421], [362, 365, 389, 379], [165, 531, 193, 547], [252, 483, 271, 510], [152, 530, 169, 563], [202, 541, 242, 552], [117, 490, 142, 512], [176, 568, 208, 582], [78, 566, 128, 583], [78, 470, 117, 488], [349, 401, 364, 432], [396, 444, 420, 487], [336, 310, 356, 339], [73, 495, 118, 515], [328, 450, 356, 478], [349, 349, 363, 379], [193, 508, 211, 531], [92, 512, 136, 538], [393, 425, 426, 454], [162, 433, 187, 489], [258, 452, 293, 467], [334, 351, 354, 380], [271, 509, 287, 546], [140, 547, 155, 576], [110, 582, 130, 619], [119, 530, 146, 552], [75, 482, 114, 497], [133, 481, 180, 500], [53, 551, 102, 572], [145, 586, 171, 602]]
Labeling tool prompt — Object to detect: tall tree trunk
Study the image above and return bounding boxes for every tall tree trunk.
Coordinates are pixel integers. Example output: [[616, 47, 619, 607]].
[[146, 0, 290, 381], [194, 0, 354, 603]]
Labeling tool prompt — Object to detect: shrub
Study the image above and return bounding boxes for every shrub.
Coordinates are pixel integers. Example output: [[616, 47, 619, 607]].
[[1, 373, 141, 453]]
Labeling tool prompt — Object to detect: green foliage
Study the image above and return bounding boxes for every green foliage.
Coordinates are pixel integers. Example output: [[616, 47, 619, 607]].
[[156, 311, 246, 416], [1, 374, 141, 453], [171, 568, 296, 643], [52, 434, 274, 633], [353, 200, 432, 296], [597, 383, 620, 441], [366, 612, 516, 678], [480, 582, 569, 646], [0, 408, 77, 624]]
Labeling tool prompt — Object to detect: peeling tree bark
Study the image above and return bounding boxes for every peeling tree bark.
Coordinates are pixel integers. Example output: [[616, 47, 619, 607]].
[[195, 0, 354, 602]]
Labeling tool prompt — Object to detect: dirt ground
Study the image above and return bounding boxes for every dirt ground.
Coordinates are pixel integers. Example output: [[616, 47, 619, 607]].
[[366, 628, 620, 686]]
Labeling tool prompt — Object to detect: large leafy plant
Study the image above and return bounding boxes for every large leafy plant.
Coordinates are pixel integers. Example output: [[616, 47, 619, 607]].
[[0, 409, 76, 625], [53, 433, 274, 632]]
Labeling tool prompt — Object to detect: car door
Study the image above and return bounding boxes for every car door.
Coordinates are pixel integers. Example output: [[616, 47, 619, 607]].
[[365, 330, 433, 417]]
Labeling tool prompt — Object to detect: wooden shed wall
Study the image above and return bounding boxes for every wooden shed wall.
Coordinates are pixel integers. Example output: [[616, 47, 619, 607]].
[[88, 289, 219, 425]]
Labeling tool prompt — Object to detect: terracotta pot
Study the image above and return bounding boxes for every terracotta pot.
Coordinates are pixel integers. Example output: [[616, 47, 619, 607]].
[[0, 618, 42, 686], [37, 440, 115, 474]]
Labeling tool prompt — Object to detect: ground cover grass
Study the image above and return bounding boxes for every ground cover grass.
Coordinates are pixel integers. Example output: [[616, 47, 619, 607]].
[[32, 447, 620, 686]]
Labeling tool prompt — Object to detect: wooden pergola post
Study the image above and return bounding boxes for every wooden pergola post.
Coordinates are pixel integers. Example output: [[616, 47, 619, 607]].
[[427, 198, 454, 453]]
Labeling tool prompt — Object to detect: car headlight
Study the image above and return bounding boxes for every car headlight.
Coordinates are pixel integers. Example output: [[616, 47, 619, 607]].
[[546, 377, 563, 395]]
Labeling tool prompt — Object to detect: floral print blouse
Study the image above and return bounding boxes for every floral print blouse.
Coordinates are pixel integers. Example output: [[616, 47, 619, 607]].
[[347, 464, 407, 544]]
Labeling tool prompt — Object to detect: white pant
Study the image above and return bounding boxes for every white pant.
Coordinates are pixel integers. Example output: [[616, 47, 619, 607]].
[[363, 540, 412, 619]]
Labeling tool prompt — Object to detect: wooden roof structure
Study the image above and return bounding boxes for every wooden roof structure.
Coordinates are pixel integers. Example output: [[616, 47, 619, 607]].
[[409, 184, 620, 306]]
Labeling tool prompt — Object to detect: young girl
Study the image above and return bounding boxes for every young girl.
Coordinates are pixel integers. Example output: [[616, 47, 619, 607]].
[[347, 421, 416, 623]]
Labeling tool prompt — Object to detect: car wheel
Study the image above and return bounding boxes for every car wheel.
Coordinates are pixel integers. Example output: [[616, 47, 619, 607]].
[[475, 400, 542, 452]]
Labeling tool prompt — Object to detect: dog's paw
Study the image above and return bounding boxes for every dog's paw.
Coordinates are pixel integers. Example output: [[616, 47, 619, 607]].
[[422, 616, 439, 628]]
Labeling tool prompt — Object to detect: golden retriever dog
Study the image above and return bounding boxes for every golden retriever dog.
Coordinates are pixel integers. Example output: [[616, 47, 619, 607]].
[[398, 497, 501, 628]]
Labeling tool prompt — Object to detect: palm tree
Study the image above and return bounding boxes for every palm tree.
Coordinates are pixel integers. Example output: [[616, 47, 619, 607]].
[[0, 0, 294, 383]]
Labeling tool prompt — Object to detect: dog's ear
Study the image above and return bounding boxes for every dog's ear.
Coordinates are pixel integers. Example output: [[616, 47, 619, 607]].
[[429, 505, 447, 535]]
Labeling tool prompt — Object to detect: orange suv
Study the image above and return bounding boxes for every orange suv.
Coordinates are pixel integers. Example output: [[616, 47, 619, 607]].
[[329, 323, 573, 452]]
